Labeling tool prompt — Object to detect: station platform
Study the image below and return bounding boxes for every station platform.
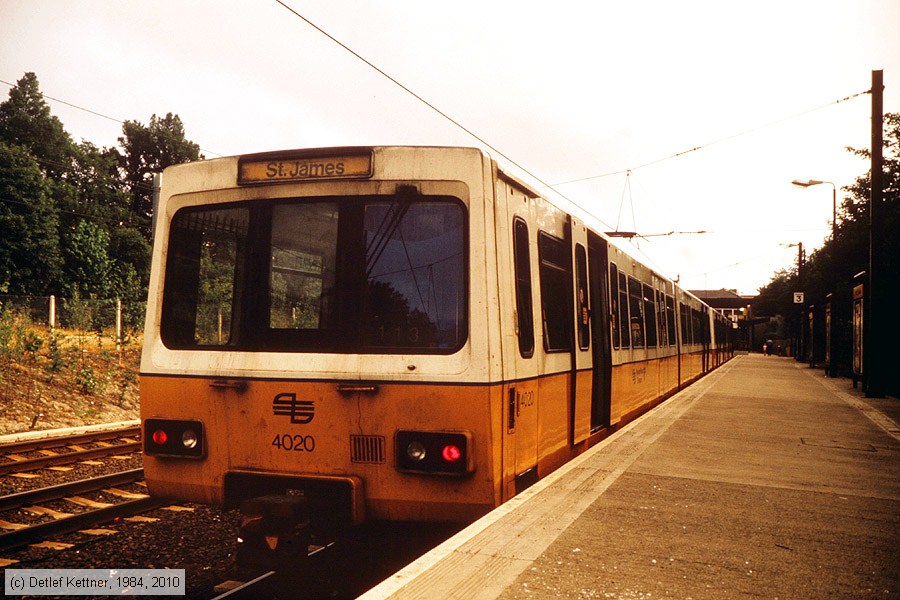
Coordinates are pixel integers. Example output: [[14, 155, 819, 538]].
[[361, 354, 900, 599]]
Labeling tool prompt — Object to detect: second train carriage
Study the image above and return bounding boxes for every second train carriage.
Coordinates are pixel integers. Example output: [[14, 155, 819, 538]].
[[141, 146, 732, 529]]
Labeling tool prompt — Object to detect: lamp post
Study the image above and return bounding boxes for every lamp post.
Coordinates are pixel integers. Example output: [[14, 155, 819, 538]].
[[791, 179, 837, 377], [782, 242, 805, 362]]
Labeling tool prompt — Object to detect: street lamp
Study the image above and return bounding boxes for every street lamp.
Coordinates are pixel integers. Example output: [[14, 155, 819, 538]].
[[791, 179, 838, 377], [791, 180, 836, 241]]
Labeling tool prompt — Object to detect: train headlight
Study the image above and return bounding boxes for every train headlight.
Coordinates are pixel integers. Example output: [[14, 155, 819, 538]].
[[182, 429, 199, 450], [395, 430, 473, 476], [406, 441, 427, 462], [144, 419, 205, 459]]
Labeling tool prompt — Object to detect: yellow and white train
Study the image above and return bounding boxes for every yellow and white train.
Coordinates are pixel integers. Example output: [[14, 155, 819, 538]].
[[141, 146, 732, 529]]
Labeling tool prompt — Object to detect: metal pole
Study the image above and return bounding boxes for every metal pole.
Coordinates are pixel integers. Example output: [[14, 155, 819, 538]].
[[116, 298, 122, 352], [829, 183, 837, 377], [866, 69, 884, 398], [796, 242, 804, 362]]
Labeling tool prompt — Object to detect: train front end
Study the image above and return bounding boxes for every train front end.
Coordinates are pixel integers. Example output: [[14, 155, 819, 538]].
[[140, 147, 501, 528]]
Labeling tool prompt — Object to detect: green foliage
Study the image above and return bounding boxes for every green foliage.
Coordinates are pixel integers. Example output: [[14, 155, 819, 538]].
[[0, 308, 32, 385], [0, 72, 74, 177], [0, 142, 63, 294], [108, 227, 152, 299], [754, 112, 900, 368], [62, 220, 113, 298], [0, 71, 203, 301], [117, 112, 202, 220], [22, 329, 43, 357], [45, 329, 66, 375], [75, 365, 100, 395], [0, 305, 14, 363]]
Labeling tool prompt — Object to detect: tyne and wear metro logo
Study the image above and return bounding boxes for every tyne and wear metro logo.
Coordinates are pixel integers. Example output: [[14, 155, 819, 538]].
[[272, 393, 315, 424]]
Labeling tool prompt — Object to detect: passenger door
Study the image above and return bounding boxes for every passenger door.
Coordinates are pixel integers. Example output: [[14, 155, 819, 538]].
[[588, 232, 612, 431], [496, 178, 539, 499]]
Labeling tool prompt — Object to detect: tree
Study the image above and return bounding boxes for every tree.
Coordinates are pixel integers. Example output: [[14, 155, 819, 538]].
[[65, 141, 131, 226], [842, 111, 900, 288], [0, 72, 202, 300], [62, 220, 113, 299], [754, 112, 899, 375], [108, 226, 151, 300], [117, 113, 202, 223], [0, 72, 74, 177], [0, 142, 63, 294]]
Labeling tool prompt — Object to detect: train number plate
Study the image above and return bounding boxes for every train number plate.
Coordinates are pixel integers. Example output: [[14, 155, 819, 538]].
[[272, 433, 316, 452]]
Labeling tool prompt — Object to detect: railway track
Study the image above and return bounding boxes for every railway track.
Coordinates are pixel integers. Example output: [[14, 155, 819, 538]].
[[0, 425, 141, 476], [0, 426, 452, 598], [0, 468, 166, 552], [0, 425, 244, 597], [211, 542, 336, 600]]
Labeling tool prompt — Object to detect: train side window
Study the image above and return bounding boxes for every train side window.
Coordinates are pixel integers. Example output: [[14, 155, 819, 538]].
[[697, 309, 709, 345], [609, 264, 620, 349], [642, 283, 658, 348], [656, 290, 667, 348], [627, 276, 645, 348], [618, 271, 631, 348], [513, 218, 535, 358], [681, 304, 691, 345], [538, 232, 572, 352], [665, 295, 676, 347], [694, 308, 701, 345], [575, 244, 590, 350]]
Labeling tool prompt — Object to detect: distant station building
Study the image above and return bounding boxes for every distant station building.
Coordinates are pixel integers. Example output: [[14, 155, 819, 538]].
[[689, 289, 759, 352]]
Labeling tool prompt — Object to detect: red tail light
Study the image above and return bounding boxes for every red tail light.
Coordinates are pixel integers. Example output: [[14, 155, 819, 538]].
[[144, 419, 204, 458], [442, 445, 462, 462], [395, 431, 473, 475]]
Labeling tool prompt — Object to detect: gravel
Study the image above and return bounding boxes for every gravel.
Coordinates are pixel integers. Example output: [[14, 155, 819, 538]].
[[0, 440, 463, 599], [0, 436, 244, 599]]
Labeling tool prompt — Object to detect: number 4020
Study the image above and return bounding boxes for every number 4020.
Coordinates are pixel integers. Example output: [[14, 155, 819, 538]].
[[272, 433, 316, 452]]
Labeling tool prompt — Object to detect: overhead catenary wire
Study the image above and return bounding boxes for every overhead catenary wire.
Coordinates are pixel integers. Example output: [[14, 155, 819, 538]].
[[271, 0, 874, 283], [1, 145, 159, 195], [551, 89, 872, 186], [0, 195, 150, 231], [272, 0, 617, 232], [3, 16, 868, 292], [0, 78, 223, 158]]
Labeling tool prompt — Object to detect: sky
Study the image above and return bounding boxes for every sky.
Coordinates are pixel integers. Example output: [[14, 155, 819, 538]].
[[2, 0, 898, 295]]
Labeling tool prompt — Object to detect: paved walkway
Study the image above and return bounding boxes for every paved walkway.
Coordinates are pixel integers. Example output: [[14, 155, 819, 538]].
[[362, 354, 900, 599]]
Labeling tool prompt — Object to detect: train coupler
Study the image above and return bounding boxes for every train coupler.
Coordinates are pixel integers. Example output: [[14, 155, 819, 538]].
[[236, 494, 321, 571]]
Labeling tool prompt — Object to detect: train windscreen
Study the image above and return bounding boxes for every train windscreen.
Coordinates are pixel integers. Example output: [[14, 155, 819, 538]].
[[160, 194, 467, 354]]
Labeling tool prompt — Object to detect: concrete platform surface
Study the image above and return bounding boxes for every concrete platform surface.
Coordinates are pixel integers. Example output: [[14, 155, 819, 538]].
[[361, 354, 899, 599]]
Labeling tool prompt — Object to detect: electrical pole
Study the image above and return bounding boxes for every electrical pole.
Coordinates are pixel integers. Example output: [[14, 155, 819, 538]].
[[799, 242, 805, 363], [866, 70, 884, 398]]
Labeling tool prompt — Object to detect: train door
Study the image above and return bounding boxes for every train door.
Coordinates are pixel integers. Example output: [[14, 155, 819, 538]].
[[587, 232, 612, 431], [570, 223, 593, 444], [497, 179, 540, 498]]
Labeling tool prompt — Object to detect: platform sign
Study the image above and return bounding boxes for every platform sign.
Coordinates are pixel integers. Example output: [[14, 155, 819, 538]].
[[793, 292, 805, 304]]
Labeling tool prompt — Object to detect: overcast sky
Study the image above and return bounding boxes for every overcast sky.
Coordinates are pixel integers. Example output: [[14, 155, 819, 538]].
[[2, 0, 898, 295]]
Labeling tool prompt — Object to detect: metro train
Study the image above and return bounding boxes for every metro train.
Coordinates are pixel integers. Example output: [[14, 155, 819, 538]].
[[140, 146, 732, 542]]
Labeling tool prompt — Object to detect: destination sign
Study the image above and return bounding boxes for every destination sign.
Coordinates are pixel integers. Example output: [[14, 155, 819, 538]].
[[238, 153, 372, 184]]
